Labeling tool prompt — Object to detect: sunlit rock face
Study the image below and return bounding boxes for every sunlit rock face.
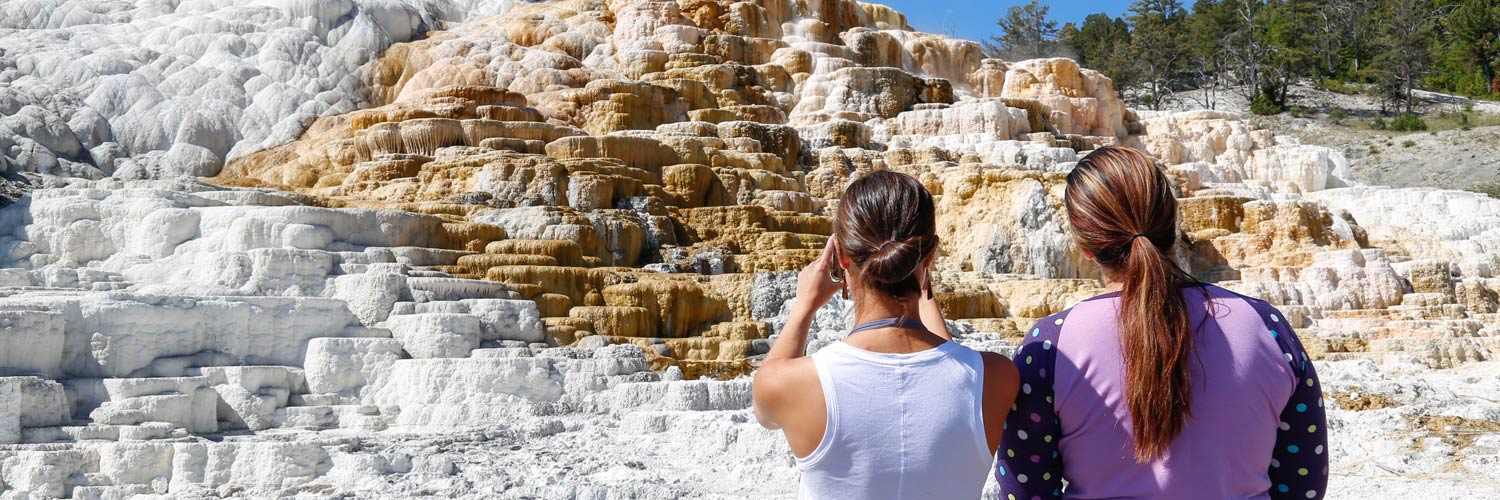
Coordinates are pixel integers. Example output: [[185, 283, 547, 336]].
[[998, 58, 1129, 139], [1138, 111, 1358, 194], [0, 0, 1496, 498], [0, 0, 524, 178]]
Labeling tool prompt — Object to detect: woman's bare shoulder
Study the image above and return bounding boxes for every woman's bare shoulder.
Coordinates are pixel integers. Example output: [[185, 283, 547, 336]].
[[754, 356, 819, 398], [979, 351, 1020, 398], [979, 351, 1018, 378], [752, 356, 821, 430]]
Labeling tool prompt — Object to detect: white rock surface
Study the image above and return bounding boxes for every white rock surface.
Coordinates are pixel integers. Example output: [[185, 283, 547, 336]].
[[0, 0, 525, 178], [1308, 186, 1500, 278], [303, 337, 405, 399], [1139, 111, 1359, 194], [381, 313, 484, 359]]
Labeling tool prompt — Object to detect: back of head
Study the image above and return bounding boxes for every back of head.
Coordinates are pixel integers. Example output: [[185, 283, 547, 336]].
[[1064, 146, 1195, 462], [834, 170, 937, 299]]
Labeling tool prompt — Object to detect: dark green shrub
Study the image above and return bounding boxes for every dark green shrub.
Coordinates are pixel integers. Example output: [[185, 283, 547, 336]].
[[1402, 140, 1416, 148], [1328, 107, 1348, 125], [1321, 79, 1358, 94], [1390, 114, 1428, 132], [1250, 93, 1283, 116], [1370, 117, 1388, 130]]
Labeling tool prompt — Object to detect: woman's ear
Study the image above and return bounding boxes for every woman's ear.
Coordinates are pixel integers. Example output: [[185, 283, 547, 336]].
[[921, 238, 939, 268], [834, 238, 852, 270], [1070, 236, 1095, 261]]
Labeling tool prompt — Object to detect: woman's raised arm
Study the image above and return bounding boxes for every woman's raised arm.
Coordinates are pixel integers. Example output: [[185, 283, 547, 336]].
[[763, 237, 842, 362], [754, 238, 842, 429]]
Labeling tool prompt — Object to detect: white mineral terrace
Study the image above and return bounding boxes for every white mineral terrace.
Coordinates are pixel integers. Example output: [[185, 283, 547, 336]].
[[0, 0, 1497, 498]]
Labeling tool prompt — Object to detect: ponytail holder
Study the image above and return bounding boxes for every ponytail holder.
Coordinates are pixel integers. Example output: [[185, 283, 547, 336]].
[[1132, 233, 1149, 240]]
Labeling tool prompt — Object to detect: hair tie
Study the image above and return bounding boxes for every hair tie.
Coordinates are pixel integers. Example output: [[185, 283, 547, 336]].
[[1132, 233, 1149, 240]]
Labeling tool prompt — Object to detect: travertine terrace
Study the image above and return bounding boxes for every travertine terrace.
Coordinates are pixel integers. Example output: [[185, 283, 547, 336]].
[[0, 0, 1497, 498]]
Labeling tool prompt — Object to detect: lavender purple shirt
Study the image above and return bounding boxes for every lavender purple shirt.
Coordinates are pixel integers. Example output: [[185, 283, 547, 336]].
[[995, 284, 1328, 500]]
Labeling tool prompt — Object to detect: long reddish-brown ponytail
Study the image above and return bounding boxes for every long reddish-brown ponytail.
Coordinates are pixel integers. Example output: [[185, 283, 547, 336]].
[[1064, 146, 1198, 462]]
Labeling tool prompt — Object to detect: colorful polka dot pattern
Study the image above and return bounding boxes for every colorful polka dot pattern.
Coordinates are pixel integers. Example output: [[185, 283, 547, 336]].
[[1246, 298, 1330, 500], [994, 308, 1070, 498]]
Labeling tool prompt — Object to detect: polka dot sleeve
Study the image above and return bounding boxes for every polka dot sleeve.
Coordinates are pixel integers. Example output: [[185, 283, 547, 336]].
[[994, 311, 1069, 500], [1253, 302, 1330, 500]]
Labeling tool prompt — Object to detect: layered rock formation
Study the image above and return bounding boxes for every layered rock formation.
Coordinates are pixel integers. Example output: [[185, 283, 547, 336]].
[[0, 0, 1496, 498], [0, 0, 532, 178]]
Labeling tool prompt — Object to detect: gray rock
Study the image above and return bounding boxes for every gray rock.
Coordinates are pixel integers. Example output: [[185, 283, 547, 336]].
[[750, 271, 798, 320], [88, 142, 128, 175]]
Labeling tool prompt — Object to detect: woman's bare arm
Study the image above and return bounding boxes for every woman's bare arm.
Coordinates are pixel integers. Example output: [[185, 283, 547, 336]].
[[753, 306, 817, 430]]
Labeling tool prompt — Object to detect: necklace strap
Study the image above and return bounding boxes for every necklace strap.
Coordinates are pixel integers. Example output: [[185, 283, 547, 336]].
[[848, 317, 930, 335]]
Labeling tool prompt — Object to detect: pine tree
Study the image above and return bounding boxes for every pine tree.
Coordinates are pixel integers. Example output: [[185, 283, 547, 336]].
[[1067, 14, 1136, 90], [1185, 0, 1239, 109], [1320, 0, 1382, 80], [1127, 0, 1189, 110], [984, 0, 1061, 60], [1449, 0, 1500, 95], [1261, 0, 1321, 108], [1058, 22, 1081, 52], [1225, 0, 1269, 102], [1375, 0, 1442, 112]]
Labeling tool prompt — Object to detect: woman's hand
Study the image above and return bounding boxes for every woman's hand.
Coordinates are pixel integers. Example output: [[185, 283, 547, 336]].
[[793, 237, 844, 316]]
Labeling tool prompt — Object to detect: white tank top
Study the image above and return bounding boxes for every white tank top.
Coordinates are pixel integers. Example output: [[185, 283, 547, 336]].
[[796, 339, 994, 500]]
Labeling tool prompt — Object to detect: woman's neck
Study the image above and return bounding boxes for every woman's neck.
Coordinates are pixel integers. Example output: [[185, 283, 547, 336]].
[[1100, 265, 1124, 292], [845, 285, 946, 354], [851, 289, 921, 325]]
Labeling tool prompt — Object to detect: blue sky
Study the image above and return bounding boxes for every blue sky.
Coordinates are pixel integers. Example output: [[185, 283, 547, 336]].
[[875, 1, 1133, 44]]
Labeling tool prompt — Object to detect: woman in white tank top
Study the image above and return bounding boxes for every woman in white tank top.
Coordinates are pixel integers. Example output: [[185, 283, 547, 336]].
[[752, 171, 1020, 500]]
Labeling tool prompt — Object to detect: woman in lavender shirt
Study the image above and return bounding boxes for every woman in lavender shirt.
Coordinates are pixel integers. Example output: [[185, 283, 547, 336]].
[[995, 147, 1329, 500]]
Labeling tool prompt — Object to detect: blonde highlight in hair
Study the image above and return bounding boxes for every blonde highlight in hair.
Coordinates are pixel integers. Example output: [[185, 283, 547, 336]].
[[1065, 146, 1199, 462]]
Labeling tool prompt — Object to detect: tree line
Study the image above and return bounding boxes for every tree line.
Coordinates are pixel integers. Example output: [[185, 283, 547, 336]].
[[985, 0, 1500, 115]]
